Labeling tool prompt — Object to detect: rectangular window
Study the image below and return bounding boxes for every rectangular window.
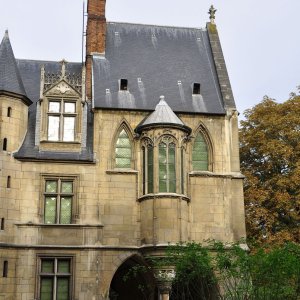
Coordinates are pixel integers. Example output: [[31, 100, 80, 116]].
[[47, 99, 76, 142], [44, 178, 74, 224], [3, 261, 8, 277], [39, 257, 72, 300]]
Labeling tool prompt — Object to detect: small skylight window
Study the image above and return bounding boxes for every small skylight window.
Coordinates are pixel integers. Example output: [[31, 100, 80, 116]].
[[120, 79, 128, 91], [193, 83, 201, 95], [106, 89, 110, 94], [115, 32, 119, 36], [137, 78, 142, 83], [177, 80, 182, 85]]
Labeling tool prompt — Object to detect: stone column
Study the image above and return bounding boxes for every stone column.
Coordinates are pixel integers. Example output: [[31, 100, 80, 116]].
[[154, 268, 175, 300]]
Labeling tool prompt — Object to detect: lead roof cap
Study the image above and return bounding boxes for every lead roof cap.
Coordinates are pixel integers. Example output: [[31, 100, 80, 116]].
[[135, 96, 191, 134], [0, 30, 31, 104]]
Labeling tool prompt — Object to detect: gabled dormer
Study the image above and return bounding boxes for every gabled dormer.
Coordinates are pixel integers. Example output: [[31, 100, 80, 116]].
[[37, 60, 86, 152]]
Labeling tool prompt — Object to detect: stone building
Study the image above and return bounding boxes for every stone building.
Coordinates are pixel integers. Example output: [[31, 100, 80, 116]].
[[0, 0, 246, 299]]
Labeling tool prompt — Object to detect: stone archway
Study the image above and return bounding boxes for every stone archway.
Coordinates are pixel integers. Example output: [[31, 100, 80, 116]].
[[109, 255, 158, 300]]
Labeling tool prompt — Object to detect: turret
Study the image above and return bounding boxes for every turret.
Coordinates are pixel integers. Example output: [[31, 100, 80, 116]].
[[0, 30, 32, 152]]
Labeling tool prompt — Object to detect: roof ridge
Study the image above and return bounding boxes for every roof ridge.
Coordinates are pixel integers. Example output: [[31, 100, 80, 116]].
[[107, 21, 205, 31]]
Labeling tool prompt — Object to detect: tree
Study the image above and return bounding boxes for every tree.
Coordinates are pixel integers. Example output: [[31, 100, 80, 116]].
[[240, 94, 300, 245]]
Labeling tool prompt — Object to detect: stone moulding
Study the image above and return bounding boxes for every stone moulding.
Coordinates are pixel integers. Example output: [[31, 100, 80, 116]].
[[138, 193, 190, 203], [189, 171, 245, 179]]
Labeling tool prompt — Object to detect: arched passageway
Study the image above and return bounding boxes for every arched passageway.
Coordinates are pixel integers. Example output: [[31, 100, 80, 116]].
[[109, 255, 158, 300]]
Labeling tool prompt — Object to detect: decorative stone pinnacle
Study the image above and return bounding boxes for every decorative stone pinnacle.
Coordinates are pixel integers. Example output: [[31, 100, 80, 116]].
[[59, 59, 68, 78], [208, 5, 217, 24], [5, 29, 9, 37]]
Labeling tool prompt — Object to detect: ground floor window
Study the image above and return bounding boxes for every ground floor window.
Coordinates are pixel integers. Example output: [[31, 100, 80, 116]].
[[38, 257, 72, 300]]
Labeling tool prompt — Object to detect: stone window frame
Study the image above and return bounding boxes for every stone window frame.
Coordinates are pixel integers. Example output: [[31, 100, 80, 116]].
[[39, 174, 80, 225], [111, 122, 135, 170], [36, 255, 74, 300], [191, 125, 214, 172], [41, 96, 81, 143]]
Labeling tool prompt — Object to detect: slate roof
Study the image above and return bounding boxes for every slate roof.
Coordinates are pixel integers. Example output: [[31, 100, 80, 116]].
[[135, 96, 191, 133], [93, 22, 225, 114], [0, 31, 31, 104], [13, 59, 94, 162]]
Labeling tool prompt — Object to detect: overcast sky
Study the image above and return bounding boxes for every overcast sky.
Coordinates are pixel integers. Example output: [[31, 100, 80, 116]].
[[1, 0, 300, 117]]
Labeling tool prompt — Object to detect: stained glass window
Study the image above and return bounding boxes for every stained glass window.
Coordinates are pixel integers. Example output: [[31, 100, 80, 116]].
[[192, 132, 209, 171], [115, 129, 132, 168], [44, 179, 73, 224], [40, 258, 71, 300]]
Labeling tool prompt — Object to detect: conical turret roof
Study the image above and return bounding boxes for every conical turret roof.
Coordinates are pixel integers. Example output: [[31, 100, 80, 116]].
[[135, 96, 191, 134], [0, 30, 30, 103]]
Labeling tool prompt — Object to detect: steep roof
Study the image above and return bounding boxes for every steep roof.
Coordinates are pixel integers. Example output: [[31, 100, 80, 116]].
[[135, 96, 191, 133], [0, 31, 30, 104], [93, 22, 226, 114]]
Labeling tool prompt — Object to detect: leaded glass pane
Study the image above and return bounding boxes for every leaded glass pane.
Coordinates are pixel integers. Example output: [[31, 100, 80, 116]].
[[115, 129, 131, 168], [49, 102, 60, 113], [45, 197, 57, 224], [159, 180, 167, 192], [192, 133, 208, 171], [46, 181, 57, 193], [63, 117, 75, 141], [57, 277, 69, 300], [41, 260, 54, 273], [61, 182, 73, 194], [40, 277, 53, 300], [60, 197, 72, 224], [58, 260, 70, 273], [64, 102, 75, 113], [147, 146, 153, 193], [48, 116, 60, 141], [169, 180, 176, 193]]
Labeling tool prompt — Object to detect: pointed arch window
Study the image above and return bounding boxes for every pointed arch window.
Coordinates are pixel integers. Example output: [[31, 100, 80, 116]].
[[159, 137, 176, 193], [115, 129, 132, 168], [192, 132, 209, 171], [142, 141, 154, 194]]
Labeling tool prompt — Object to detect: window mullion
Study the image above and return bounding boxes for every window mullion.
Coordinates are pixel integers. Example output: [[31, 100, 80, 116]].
[[57, 180, 61, 224], [166, 144, 169, 192], [53, 259, 57, 300]]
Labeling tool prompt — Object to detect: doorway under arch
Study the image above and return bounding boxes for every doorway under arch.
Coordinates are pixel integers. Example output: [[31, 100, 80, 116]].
[[109, 255, 158, 300]]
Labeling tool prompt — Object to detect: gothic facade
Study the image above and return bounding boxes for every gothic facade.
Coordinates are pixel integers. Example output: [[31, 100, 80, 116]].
[[0, 1, 246, 299]]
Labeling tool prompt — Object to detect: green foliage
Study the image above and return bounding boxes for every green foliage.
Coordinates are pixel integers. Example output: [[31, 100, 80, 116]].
[[124, 241, 300, 299], [240, 94, 300, 245]]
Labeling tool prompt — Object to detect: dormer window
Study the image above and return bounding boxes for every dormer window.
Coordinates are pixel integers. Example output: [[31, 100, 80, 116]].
[[120, 79, 128, 91], [47, 99, 76, 142], [193, 83, 201, 95]]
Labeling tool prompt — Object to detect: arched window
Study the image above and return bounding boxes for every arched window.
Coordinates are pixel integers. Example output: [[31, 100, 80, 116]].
[[7, 107, 12, 117], [115, 129, 132, 168], [192, 132, 209, 171], [3, 138, 7, 151], [159, 137, 176, 193], [142, 141, 153, 194]]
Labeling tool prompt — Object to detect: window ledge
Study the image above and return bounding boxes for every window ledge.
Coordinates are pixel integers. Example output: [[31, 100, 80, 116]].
[[16, 223, 104, 228], [138, 193, 190, 202], [106, 169, 138, 175], [189, 171, 245, 179], [40, 140, 81, 145]]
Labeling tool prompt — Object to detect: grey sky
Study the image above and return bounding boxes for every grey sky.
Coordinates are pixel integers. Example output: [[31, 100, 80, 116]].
[[1, 0, 300, 116]]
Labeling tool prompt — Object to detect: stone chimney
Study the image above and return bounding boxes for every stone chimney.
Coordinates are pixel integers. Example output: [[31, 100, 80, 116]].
[[86, 0, 106, 99]]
